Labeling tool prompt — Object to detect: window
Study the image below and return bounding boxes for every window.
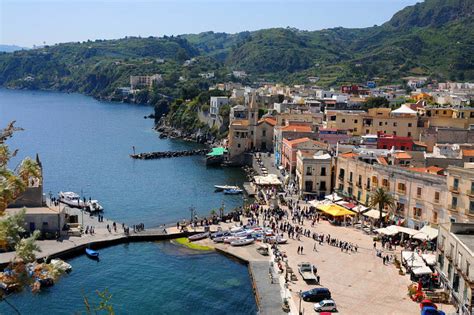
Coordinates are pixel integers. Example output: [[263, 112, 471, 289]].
[[467, 262, 470, 277], [382, 178, 389, 188], [408, 123, 412, 127], [417, 187, 422, 197], [393, 131, 397, 136], [413, 207, 422, 218], [321, 167, 326, 176], [262, 130, 266, 137], [435, 191, 440, 202], [354, 119, 358, 123], [354, 128, 358, 132], [452, 196, 458, 208], [470, 201, 474, 214], [379, 122, 383, 126], [320, 181, 327, 191], [393, 122, 397, 127], [342, 119, 346, 123], [306, 167, 312, 176], [453, 273, 460, 293], [366, 129, 369, 134], [349, 172, 353, 182], [453, 178, 459, 189], [237, 143, 241, 148], [407, 132, 412, 137], [398, 182, 406, 192], [433, 211, 438, 223], [471, 181, 474, 193]]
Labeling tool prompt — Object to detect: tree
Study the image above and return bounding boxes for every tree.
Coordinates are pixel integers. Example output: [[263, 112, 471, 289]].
[[0, 208, 26, 248], [363, 96, 390, 110], [15, 230, 41, 263], [369, 188, 395, 227], [18, 157, 41, 184]]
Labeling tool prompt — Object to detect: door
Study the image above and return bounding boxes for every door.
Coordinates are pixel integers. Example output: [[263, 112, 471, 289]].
[[29, 222, 35, 231]]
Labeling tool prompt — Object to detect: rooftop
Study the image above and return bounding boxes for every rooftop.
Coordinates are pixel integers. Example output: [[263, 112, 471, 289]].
[[280, 125, 312, 133], [6, 206, 62, 215]]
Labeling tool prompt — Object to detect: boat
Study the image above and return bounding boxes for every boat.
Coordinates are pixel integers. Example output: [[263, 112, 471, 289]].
[[206, 147, 228, 166], [85, 200, 104, 212], [223, 188, 243, 195], [231, 238, 255, 246], [50, 259, 72, 273], [214, 185, 240, 191], [85, 248, 99, 258], [59, 191, 86, 208], [188, 232, 209, 242]]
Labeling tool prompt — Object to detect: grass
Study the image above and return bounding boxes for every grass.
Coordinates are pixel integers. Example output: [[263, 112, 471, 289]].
[[173, 237, 214, 251]]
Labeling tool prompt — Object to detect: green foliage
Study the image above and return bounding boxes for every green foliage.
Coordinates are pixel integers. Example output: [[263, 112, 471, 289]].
[[363, 97, 390, 110], [83, 288, 115, 315], [369, 188, 395, 226], [0, 208, 26, 248], [15, 230, 41, 262]]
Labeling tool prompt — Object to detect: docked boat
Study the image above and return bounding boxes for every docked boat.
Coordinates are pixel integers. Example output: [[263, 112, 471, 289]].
[[50, 259, 72, 273], [85, 248, 99, 258], [188, 232, 209, 242], [223, 188, 243, 195], [206, 147, 228, 166], [85, 200, 104, 212], [214, 185, 240, 191], [231, 238, 255, 246], [59, 191, 86, 208]]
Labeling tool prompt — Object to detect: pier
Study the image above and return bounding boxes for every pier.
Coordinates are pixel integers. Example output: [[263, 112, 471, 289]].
[[130, 149, 208, 160]]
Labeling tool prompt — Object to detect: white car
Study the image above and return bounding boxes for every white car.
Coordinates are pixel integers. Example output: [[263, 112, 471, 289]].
[[314, 299, 337, 312]]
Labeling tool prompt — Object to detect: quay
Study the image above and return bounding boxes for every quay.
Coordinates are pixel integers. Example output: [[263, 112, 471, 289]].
[[130, 148, 208, 160]]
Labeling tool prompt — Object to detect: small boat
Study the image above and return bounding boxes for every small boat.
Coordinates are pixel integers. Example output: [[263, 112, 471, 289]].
[[59, 191, 86, 208], [50, 259, 72, 273], [188, 232, 209, 242], [224, 188, 243, 195], [231, 238, 255, 246], [214, 185, 240, 191], [85, 200, 104, 212], [85, 248, 99, 258]]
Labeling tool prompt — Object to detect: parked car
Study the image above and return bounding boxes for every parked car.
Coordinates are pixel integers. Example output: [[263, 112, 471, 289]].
[[314, 299, 337, 312], [300, 288, 331, 302]]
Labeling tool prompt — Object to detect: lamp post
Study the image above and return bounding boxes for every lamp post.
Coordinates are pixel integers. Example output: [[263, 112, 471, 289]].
[[299, 289, 303, 315]]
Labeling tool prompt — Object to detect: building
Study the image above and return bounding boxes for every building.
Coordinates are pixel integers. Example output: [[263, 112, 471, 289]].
[[446, 164, 474, 222], [419, 106, 474, 129], [296, 150, 332, 198], [335, 153, 448, 228], [436, 223, 474, 315], [377, 133, 415, 151], [210, 96, 229, 117], [274, 125, 316, 166], [130, 74, 162, 89], [281, 138, 328, 175], [318, 128, 350, 145], [5, 206, 66, 237]]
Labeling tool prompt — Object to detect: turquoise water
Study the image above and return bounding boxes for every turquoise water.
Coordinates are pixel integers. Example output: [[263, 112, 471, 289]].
[[0, 242, 257, 314], [0, 89, 246, 226], [0, 89, 256, 314]]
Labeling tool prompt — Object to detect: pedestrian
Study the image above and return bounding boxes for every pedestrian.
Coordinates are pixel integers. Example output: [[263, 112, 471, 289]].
[[313, 242, 317, 252], [297, 246, 300, 255], [300, 246, 303, 255], [373, 242, 376, 249]]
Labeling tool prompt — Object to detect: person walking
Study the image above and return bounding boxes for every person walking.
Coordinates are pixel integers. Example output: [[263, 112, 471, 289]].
[[313, 242, 317, 252]]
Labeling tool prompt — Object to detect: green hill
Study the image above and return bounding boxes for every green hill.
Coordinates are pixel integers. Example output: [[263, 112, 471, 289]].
[[0, 0, 472, 98]]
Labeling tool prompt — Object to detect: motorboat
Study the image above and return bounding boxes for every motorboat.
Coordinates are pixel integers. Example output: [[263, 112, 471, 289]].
[[50, 259, 72, 273], [223, 188, 243, 195], [231, 238, 255, 246], [188, 232, 209, 242], [85, 200, 104, 212], [214, 185, 240, 191], [59, 191, 85, 208], [85, 248, 99, 259]]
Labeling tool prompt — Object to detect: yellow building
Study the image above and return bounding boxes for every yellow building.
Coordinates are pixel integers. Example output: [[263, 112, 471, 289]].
[[419, 107, 474, 129], [335, 153, 449, 228], [446, 164, 474, 222]]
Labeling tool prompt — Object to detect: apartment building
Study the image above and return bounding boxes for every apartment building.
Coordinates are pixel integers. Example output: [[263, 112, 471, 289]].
[[446, 164, 474, 222], [130, 74, 162, 89], [281, 138, 328, 175], [335, 153, 448, 228], [419, 107, 474, 129], [296, 150, 332, 198], [436, 223, 474, 315]]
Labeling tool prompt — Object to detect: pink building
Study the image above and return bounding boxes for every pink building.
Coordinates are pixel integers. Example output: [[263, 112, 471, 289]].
[[281, 137, 328, 175], [318, 128, 350, 145]]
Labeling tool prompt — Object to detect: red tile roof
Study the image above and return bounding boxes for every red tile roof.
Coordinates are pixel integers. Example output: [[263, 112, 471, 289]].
[[463, 149, 474, 157], [258, 117, 277, 126], [281, 125, 312, 132], [339, 152, 359, 158], [393, 152, 412, 159]]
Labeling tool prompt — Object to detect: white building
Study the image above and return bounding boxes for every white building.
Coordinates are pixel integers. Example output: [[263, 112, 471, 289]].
[[210, 96, 229, 117]]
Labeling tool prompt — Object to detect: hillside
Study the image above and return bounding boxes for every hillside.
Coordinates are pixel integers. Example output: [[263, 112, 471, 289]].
[[0, 0, 472, 99]]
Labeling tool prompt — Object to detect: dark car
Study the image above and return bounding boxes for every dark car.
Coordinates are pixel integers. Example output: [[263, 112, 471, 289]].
[[300, 288, 331, 302]]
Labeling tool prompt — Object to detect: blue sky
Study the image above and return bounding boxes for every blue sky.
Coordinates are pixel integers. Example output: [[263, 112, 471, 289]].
[[1, 0, 420, 47]]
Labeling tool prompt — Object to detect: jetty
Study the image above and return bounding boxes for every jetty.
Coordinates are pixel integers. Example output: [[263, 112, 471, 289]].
[[130, 149, 208, 160]]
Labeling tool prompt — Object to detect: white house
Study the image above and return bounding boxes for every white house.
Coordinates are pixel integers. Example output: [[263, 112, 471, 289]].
[[210, 96, 229, 117]]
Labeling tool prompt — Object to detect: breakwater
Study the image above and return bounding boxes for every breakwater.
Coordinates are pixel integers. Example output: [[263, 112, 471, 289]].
[[130, 148, 208, 160]]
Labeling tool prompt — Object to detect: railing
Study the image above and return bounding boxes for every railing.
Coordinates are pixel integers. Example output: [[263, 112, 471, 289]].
[[467, 190, 474, 197]]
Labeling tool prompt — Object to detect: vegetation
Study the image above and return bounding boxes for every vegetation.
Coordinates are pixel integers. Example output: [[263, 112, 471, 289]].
[[369, 188, 395, 226], [363, 96, 390, 110]]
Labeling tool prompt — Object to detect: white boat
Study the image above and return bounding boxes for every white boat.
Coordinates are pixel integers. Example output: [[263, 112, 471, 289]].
[[58, 192, 85, 208], [231, 238, 255, 246], [214, 185, 240, 191], [188, 232, 209, 241], [224, 188, 243, 195], [85, 200, 104, 212], [50, 259, 72, 273]]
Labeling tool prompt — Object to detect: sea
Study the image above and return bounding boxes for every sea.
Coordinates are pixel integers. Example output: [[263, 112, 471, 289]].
[[0, 89, 257, 314]]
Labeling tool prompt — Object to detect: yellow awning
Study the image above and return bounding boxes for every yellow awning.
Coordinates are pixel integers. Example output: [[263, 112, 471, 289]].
[[316, 204, 356, 217]]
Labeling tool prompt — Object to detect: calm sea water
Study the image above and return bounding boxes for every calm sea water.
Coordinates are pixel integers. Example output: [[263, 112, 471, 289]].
[[0, 88, 246, 226], [0, 242, 257, 314], [0, 89, 256, 314]]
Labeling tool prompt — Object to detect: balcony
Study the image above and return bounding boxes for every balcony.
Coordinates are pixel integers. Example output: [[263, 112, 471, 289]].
[[306, 172, 313, 176], [397, 189, 406, 195], [338, 175, 344, 181], [467, 190, 474, 197], [415, 193, 423, 200], [434, 198, 440, 204], [450, 186, 460, 194]]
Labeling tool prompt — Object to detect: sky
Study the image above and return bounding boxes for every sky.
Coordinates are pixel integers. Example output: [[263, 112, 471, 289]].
[[0, 0, 421, 47]]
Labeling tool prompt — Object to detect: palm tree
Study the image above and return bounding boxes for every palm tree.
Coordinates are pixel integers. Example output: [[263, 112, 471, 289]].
[[369, 188, 395, 227], [18, 157, 41, 185]]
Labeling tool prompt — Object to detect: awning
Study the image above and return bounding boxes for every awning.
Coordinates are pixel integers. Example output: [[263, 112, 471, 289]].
[[254, 174, 282, 186], [316, 204, 356, 217], [324, 193, 342, 202], [375, 226, 399, 236], [335, 201, 357, 209], [421, 253, 436, 266], [352, 205, 369, 213], [402, 251, 426, 268], [412, 265, 432, 276], [207, 147, 228, 156], [412, 225, 438, 241], [363, 209, 387, 219]]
